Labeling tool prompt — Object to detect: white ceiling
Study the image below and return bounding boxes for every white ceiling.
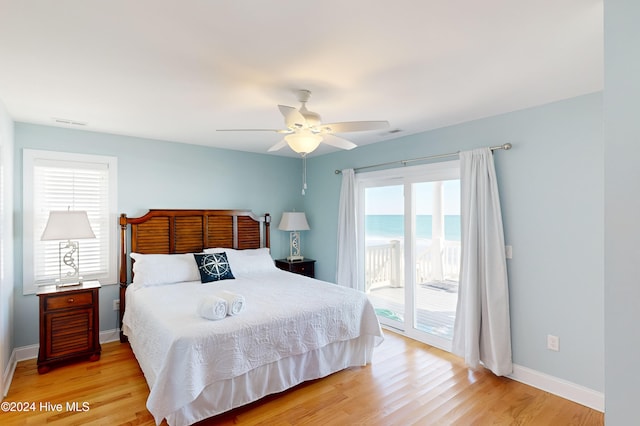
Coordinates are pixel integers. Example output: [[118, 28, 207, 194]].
[[0, 0, 603, 157]]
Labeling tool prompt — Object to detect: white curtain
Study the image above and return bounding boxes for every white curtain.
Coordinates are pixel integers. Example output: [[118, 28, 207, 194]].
[[452, 148, 512, 376], [336, 168, 359, 289]]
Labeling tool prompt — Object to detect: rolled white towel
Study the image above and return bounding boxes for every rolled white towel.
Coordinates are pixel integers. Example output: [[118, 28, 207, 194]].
[[218, 290, 245, 315], [197, 295, 228, 320]]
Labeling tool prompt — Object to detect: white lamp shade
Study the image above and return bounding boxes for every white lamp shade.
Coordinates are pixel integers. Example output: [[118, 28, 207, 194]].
[[278, 212, 310, 231], [41, 210, 96, 241], [285, 132, 322, 154]]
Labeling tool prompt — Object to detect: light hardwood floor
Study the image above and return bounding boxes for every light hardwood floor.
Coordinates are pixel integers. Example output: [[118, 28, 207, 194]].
[[2, 331, 603, 425]]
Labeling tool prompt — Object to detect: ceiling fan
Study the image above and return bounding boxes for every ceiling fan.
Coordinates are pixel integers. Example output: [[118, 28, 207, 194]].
[[218, 89, 389, 155]]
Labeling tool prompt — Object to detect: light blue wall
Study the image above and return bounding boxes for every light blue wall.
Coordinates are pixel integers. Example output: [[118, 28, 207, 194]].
[[13, 123, 303, 347], [604, 0, 640, 423], [304, 93, 604, 392]]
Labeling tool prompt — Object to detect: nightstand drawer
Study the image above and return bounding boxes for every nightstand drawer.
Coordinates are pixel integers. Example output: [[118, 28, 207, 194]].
[[275, 258, 316, 278], [45, 291, 93, 311], [289, 263, 312, 275]]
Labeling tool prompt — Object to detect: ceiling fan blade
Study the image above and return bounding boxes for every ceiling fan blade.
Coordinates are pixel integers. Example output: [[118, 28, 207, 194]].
[[278, 105, 306, 128], [267, 139, 288, 152], [319, 120, 389, 133], [321, 134, 358, 150]]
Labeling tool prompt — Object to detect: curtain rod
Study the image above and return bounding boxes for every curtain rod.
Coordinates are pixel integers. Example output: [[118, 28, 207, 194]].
[[334, 143, 512, 174]]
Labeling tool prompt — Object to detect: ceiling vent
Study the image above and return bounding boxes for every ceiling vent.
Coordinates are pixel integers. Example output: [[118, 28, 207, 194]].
[[52, 117, 87, 126], [383, 128, 402, 135]]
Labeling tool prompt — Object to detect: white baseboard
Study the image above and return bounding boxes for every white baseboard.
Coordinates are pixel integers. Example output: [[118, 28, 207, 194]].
[[509, 364, 604, 412], [99, 329, 120, 345], [2, 350, 17, 398], [13, 343, 38, 362], [3, 329, 120, 398]]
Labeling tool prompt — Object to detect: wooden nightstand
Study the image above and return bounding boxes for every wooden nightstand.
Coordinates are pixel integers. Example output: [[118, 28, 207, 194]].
[[36, 281, 101, 374], [275, 258, 316, 278]]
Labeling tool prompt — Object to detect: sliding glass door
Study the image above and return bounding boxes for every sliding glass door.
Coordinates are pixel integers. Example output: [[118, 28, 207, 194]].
[[359, 161, 460, 351]]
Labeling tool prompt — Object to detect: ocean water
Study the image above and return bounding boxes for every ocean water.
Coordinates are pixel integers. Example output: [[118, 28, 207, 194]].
[[365, 215, 461, 241]]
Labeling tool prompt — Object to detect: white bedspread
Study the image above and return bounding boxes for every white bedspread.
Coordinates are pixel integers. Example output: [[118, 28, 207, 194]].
[[122, 269, 383, 424]]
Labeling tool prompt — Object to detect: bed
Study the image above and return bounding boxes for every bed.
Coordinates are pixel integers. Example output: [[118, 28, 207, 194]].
[[118, 209, 383, 426]]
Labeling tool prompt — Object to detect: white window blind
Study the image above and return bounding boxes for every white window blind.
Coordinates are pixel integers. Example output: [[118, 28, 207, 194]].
[[24, 150, 117, 294]]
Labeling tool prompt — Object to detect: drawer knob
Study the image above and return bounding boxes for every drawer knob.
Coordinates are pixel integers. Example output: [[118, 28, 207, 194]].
[[67, 298, 74, 303]]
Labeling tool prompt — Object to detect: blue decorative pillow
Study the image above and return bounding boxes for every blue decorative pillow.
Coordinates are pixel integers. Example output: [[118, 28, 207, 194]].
[[193, 252, 235, 283]]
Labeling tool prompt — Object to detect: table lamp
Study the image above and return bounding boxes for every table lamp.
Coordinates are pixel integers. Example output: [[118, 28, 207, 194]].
[[278, 212, 310, 261], [41, 210, 96, 286]]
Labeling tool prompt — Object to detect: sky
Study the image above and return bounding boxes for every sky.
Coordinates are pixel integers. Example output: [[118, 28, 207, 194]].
[[365, 180, 460, 215]]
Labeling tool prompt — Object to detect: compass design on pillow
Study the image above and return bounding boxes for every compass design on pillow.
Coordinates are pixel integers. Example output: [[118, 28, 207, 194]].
[[194, 252, 235, 283], [203, 253, 230, 276]]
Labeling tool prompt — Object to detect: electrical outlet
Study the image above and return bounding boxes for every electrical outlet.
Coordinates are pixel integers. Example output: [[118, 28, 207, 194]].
[[547, 334, 559, 351], [113, 299, 120, 311]]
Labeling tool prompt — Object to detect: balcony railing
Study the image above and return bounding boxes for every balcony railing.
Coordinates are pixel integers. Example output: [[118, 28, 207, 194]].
[[365, 240, 402, 290], [365, 240, 461, 292]]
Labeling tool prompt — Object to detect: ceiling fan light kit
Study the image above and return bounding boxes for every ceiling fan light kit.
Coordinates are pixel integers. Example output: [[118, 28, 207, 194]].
[[285, 132, 322, 155]]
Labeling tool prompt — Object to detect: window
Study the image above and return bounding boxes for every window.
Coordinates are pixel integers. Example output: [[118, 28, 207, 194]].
[[23, 150, 118, 294]]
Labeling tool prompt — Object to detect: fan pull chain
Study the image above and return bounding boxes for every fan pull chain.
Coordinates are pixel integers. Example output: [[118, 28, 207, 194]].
[[302, 155, 307, 195]]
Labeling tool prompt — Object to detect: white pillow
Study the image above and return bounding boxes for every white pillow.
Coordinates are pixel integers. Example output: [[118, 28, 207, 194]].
[[203, 247, 275, 275], [130, 252, 200, 288]]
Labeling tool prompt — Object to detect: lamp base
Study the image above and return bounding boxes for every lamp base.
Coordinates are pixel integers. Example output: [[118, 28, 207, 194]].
[[56, 281, 82, 288], [55, 276, 84, 288], [288, 231, 304, 262], [59, 240, 81, 283]]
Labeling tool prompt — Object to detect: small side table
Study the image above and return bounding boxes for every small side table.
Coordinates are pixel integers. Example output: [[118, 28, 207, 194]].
[[275, 258, 316, 278], [36, 281, 101, 373]]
